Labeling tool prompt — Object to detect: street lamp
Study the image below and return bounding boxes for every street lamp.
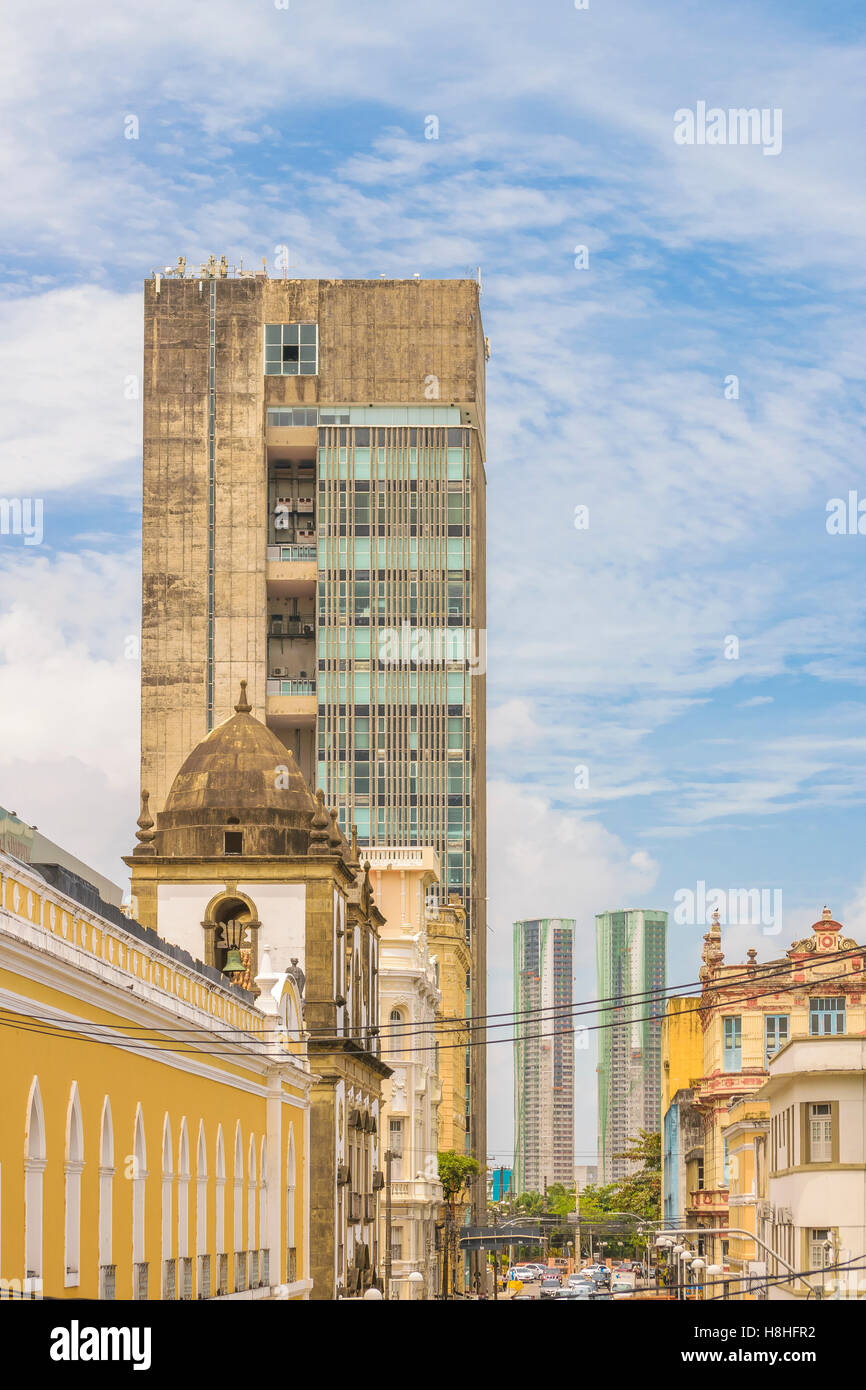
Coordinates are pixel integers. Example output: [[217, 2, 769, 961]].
[[407, 1271, 424, 1301], [690, 1256, 705, 1300], [363, 1286, 384, 1301]]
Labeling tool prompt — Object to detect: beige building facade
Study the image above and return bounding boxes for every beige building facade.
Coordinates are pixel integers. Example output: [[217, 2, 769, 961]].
[[367, 847, 443, 1299], [140, 266, 487, 1225]]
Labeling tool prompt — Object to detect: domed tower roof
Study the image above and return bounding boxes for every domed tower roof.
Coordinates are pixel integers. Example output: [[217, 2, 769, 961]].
[[152, 681, 322, 858]]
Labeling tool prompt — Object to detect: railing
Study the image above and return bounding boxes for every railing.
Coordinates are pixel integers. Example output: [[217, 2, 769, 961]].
[[218, 1253, 228, 1296], [286, 1247, 297, 1283], [99, 1264, 116, 1300], [134, 1263, 148, 1301], [163, 1258, 176, 1300], [235, 1251, 247, 1292], [266, 678, 316, 697], [266, 544, 317, 562], [261, 1249, 270, 1287], [250, 1249, 260, 1288], [180, 1256, 193, 1300], [198, 1254, 211, 1299]]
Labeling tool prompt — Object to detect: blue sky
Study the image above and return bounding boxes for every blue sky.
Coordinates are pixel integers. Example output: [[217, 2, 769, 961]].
[[1, 0, 866, 1170]]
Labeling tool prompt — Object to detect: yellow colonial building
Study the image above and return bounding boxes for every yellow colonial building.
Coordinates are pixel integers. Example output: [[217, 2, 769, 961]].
[[0, 847, 312, 1301], [661, 906, 866, 1294]]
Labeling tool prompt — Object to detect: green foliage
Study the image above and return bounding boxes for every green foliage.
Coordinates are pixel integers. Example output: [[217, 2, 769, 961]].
[[609, 1128, 661, 1221], [437, 1150, 480, 1203]]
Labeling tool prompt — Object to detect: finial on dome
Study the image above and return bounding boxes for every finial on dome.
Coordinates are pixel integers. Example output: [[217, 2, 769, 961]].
[[235, 680, 252, 714], [309, 788, 330, 853], [133, 789, 155, 856], [822, 905, 832, 921]]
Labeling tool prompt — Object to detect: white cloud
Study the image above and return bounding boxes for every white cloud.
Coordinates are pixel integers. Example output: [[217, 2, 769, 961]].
[[487, 697, 543, 750], [485, 779, 660, 1165], [0, 287, 141, 494]]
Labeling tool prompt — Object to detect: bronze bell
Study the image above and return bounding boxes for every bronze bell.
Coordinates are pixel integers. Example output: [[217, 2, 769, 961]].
[[222, 917, 245, 975], [223, 946, 244, 974]]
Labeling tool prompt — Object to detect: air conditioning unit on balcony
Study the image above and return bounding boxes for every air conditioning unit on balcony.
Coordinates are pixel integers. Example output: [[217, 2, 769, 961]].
[[270, 667, 284, 678]]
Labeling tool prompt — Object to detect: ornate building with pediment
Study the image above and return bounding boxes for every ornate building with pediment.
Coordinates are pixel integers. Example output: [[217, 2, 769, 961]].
[[366, 847, 444, 1299], [662, 905, 866, 1286]]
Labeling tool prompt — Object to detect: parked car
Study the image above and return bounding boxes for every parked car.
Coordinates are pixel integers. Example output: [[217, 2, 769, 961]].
[[539, 1277, 562, 1299], [512, 1266, 537, 1282], [567, 1273, 594, 1289]]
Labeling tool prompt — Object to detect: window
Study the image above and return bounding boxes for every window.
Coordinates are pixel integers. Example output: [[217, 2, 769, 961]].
[[224, 831, 243, 855], [723, 1016, 742, 1071], [64, 1085, 84, 1286], [391, 1227, 403, 1262], [764, 1014, 789, 1066], [809, 996, 845, 1035], [99, 1099, 114, 1279], [25, 1078, 46, 1283], [265, 323, 318, 376], [808, 1229, 832, 1270], [808, 1103, 833, 1163], [389, 1118, 403, 1156]]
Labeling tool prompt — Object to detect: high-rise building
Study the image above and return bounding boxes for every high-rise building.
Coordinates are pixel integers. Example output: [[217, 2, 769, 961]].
[[140, 265, 487, 1213], [595, 909, 667, 1183], [513, 918, 575, 1194]]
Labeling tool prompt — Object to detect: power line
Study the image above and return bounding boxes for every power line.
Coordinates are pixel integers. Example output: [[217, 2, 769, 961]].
[[0, 953, 861, 1062]]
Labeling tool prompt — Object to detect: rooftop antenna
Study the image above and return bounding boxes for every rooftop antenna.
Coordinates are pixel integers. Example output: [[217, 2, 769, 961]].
[[477, 265, 482, 293]]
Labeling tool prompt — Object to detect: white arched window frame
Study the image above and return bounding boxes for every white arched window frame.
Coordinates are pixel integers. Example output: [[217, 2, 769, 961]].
[[98, 1098, 114, 1295], [259, 1137, 268, 1270], [215, 1126, 226, 1253], [177, 1119, 190, 1262], [247, 1136, 257, 1253], [233, 1124, 243, 1253], [25, 1078, 46, 1285], [132, 1107, 147, 1268], [161, 1116, 174, 1292], [196, 1123, 208, 1257], [286, 1125, 296, 1278], [64, 1083, 84, 1286]]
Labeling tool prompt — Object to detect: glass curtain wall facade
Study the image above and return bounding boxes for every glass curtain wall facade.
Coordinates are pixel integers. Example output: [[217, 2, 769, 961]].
[[595, 909, 667, 1183], [513, 918, 575, 1194]]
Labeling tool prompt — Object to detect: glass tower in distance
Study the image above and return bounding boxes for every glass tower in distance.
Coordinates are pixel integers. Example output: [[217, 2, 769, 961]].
[[513, 918, 575, 1194], [595, 909, 667, 1183]]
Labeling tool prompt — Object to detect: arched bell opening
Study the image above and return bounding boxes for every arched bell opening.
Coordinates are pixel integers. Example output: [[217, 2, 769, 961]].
[[202, 894, 261, 993]]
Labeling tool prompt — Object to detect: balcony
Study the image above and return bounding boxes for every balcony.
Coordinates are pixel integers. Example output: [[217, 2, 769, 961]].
[[363, 1193, 376, 1221], [266, 546, 316, 600], [266, 677, 317, 730], [347, 1192, 362, 1223]]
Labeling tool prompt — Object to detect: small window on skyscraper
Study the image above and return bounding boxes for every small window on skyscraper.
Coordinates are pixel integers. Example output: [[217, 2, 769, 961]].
[[264, 324, 318, 376]]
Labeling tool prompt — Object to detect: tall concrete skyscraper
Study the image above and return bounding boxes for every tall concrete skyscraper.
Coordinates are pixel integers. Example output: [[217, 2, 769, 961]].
[[595, 909, 667, 1183], [140, 264, 487, 1209], [513, 918, 575, 1194]]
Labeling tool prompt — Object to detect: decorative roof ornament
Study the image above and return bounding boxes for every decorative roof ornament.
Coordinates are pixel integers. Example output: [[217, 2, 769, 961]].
[[309, 788, 330, 854], [700, 907, 725, 978], [234, 680, 252, 714], [328, 806, 343, 850], [287, 956, 306, 998], [133, 789, 155, 856]]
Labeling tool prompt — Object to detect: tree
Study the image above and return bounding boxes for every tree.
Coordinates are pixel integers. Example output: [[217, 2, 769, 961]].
[[438, 1151, 480, 1298], [609, 1129, 661, 1222], [438, 1150, 480, 1202]]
